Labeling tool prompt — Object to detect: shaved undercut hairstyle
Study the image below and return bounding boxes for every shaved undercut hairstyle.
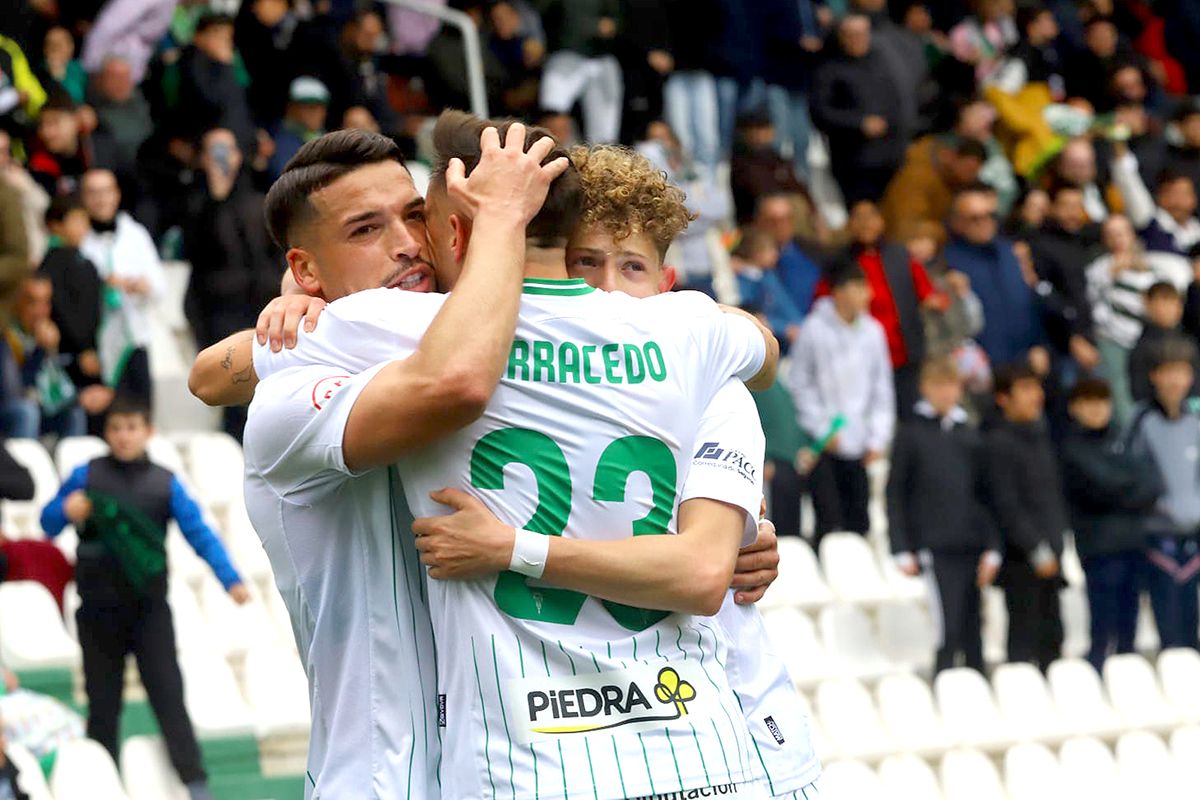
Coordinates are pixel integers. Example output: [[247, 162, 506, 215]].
[[430, 109, 582, 248], [264, 129, 407, 250]]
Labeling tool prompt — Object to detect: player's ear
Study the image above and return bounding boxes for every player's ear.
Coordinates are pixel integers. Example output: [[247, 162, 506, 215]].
[[658, 264, 678, 293], [287, 248, 322, 297], [449, 213, 471, 265]]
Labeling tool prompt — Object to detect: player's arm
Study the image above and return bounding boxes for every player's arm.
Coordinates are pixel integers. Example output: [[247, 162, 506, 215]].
[[720, 304, 779, 391]]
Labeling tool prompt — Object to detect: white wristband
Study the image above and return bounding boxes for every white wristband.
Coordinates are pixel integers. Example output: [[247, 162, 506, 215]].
[[509, 529, 550, 579]]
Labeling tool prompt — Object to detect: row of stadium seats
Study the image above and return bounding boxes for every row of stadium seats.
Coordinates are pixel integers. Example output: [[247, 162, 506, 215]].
[[821, 729, 1200, 800], [797, 651, 1200, 764]]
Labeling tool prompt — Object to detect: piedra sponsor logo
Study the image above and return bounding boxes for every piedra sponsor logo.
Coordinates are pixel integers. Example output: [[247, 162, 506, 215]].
[[692, 442, 757, 484], [507, 664, 714, 744]]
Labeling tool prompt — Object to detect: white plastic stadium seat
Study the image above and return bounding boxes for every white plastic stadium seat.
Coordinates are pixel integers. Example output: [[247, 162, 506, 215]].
[[1059, 584, 1090, 659], [939, 749, 1006, 800], [761, 536, 834, 611], [7, 742, 54, 800], [1058, 737, 1120, 800], [875, 602, 937, 674], [54, 436, 108, 479], [875, 673, 951, 756], [50, 738, 131, 800], [933, 668, 1012, 752], [819, 533, 892, 605], [794, 689, 837, 762], [761, 607, 832, 689], [120, 736, 189, 800], [981, 587, 1007, 666], [2, 439, 59, 537], [818, 604, 896, 681], [815, 678, 896, 761], [166, 579, 214, 655], [820, 760, 885, 800], [145, 435, 187, 476], [1115, 731, 1185, 800], [1004, 742, 1067, 800], [1170, 726, 1200, 771], [1157, 648, 1200, 723], [1046, 658, 1123, 739], [178, 648, 255, 738], [0, 581, 81, 670], [879, 557, 927, 605], [1102, 653, 1179, 732], [876, 753, 944, 800], [991, 662, 1068, 744], [182, 432, 245, 517]]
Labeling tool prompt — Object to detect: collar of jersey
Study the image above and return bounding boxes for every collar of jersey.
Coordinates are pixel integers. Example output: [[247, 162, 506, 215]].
[[521, 278, 596, 296]]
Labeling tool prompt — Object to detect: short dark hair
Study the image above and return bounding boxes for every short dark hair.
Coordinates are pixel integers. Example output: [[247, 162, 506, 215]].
[[1146, 281, 1181, 301], [195, 12, 235, 33], [953, 137, 989, 162], [105, 396, 152, 424], [429, 110, 581, 248], [1016, 4, 1052, 32], [994, 364, 1041, 396], [1151, 335, 1198, 372], [1155, 168, 1194, 192], [40, 90, 76, 114], [1069, 377, 1112, 403], [45, 192, 85, 226], [827, 257, 866, 289], [263, 129, 406, 249]]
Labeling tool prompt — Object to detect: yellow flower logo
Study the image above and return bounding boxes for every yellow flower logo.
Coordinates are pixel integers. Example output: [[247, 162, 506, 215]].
[[653, 667, 696, 717]]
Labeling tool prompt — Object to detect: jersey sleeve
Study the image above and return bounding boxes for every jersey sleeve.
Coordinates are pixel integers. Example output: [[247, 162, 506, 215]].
[[253, 289, 448, 380], [681, 294, 767, 388], [242, 362, 390, 501], [679, 380, 766, 547]]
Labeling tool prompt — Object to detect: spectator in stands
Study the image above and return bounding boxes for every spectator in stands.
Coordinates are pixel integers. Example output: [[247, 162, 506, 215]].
[[1004, 186, 1050, 239], [1060, 377, 1162, 672], [487, 0, 547, 116], [131, 123, 196, 243], [820, 199, 944, 417], [79, 168, 164, 409], [1128, 336, 1200, 651], [790, 259, 895, 545], [267, 77, 331, 183], [614, 0, 673, 144], [953, 98, 1018, 214], [947, 0, 1018, 85], [987, 364, 1066, 671], [185, 129, 280, 440], [234, 0, 332, 129], [880, 136, 988, 244], [1128, 281, 1200, 405], [1086, 215, 1191, 422], [322, 10, 399, 135], [887, 356, 999, 674], [3, 275, 85, 438], [425, 0, 509, 115], [753, 377, 810, 540], [729, 113, 812, 225], [760, 0, 821, 180], [536, 0, 624, 143], [0, 174, 29, 327], [175, 13, 257, 156], [27, 93, 90, 197], [812, 14, 905, 204], [1112, 150, 1200, 257], [1003, 4, 1064, 94], [79, 0, 175, 86], [661, 0, 721, 171], [854, 0, 930, 143], [1052, 137, 1110, 222], [0, 32, 46, 138], [41, 25, 85, 104], [86, 56, 152, 181], [0, 131, 49, 267], [755, 193, 823, 314], [1064, 16, 1141, 113], [1166, 100, 1200, 198], [731, 227, 804, 348], [41, 399, 249, 800], [1030, 184, 1103, 374], [38, 194, 106, 424], [1101, 100, 1169, 191]]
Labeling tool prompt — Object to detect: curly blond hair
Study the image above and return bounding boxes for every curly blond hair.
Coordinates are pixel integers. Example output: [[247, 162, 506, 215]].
[[570, 145, 695, 258]]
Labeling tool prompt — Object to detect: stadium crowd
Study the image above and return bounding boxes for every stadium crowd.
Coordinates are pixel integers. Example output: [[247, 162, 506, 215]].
[[1, 0, 1200, 794]]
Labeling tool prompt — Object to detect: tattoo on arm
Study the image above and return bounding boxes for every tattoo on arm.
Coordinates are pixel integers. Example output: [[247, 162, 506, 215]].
[[220, 344, 254, 385]]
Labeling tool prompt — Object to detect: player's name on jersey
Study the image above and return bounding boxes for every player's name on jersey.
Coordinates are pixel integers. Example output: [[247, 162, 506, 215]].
[[506, 337, 669, 385]]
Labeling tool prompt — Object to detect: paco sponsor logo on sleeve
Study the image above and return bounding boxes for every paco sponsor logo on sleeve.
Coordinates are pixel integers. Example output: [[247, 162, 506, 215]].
[[505, 663, 718, 744], [692, 442, 757, 484]]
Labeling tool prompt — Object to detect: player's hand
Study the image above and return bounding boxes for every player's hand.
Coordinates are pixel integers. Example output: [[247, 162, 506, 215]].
[[64, 490, 93, 524], [228, 583, 252, 605], [255, 294, 327, 352], [445, 122, 571, 228], [413, 488, 515, 579], [1034, 556, 1059, 580], [732, 519, 780, 605]]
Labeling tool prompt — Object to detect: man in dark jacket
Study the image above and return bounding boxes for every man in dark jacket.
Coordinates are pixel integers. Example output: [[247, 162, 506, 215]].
[[810, 14, 904, 203], [760, 0, 822, 180], [175, 13, 257, 156], [887, 357, 1000, 673], [730, 114, 812, 224], [1061, 377, 1162, 672], [184, 129, 280, 440], [987, 364, 1068, 671]]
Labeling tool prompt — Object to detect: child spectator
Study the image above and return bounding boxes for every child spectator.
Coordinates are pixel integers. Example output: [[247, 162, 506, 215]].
[[886, 357, 1000, 673], [1128, 336, 1200, 650], [789, 259, 895, 545], [987, 364, 1067, 670], [1129, 281, 1200, 404], [40, 400, 250, 800], [41, 26, 85, 104], [732, 227, 805, 349], [26, 93, 90, 197], [1060, 378, 1162, 671]]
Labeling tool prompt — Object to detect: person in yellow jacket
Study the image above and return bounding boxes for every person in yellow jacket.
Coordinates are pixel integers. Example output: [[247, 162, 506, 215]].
[[0, 34, 46, 125]]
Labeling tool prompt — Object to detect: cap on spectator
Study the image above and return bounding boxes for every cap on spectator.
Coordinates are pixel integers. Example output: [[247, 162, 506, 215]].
[[289, 76, 331, 106]]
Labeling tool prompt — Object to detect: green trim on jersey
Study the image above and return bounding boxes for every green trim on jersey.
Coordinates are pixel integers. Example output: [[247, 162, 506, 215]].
[[491, 635, 517, 800], [522, 278, 596, 297], [471, 638, 498, 798]]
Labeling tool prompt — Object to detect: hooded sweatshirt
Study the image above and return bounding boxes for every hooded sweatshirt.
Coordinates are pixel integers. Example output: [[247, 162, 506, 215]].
[[787, 296, 895, 459], [1128, 399, 1200, 536]]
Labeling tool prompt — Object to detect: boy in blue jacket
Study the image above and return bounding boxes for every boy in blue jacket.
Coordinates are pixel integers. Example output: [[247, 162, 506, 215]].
[[41, 399, 248, 800]]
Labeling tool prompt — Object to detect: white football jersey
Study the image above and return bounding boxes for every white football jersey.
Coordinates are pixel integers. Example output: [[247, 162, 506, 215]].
[[681, 380, 823, 795], [242, 363, 439, 800], [254, 279, 770, 800]]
